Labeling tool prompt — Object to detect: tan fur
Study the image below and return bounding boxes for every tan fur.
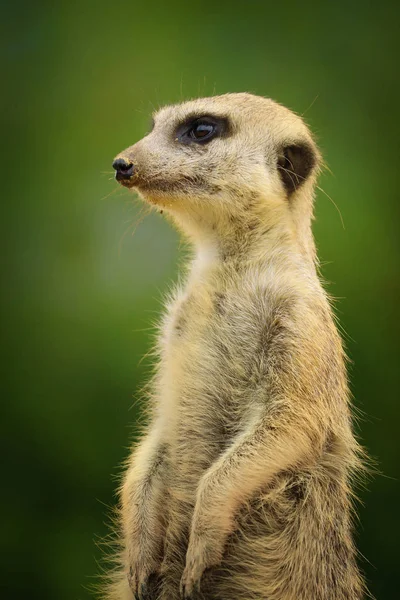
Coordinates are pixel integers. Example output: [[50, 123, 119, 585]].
[[105, 93, 367, 600]]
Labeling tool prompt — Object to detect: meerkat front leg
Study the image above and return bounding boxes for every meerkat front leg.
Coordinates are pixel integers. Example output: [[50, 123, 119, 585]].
[[180, 402, 324, 599], [121, 421, 168, 600]]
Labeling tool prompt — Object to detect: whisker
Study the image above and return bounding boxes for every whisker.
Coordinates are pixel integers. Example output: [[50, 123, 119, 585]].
[[280, 166, 297, 191], [322, 162, 335, 177], [301, 94, 320, 117], [118, 204, 152, 257], [100, 186, 124, 201], [279, 166, 345, 230], [316, 184, 345, 230]]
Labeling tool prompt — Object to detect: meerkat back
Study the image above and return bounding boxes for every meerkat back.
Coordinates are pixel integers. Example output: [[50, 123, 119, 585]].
[[106, 93, 367, 600]]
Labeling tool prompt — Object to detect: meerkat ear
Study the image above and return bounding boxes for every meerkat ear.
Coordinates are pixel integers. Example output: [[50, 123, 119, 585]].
[[277, 143, 316, 194]]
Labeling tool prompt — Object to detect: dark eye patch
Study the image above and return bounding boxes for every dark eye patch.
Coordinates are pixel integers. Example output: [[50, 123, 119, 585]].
[[175, 114, 230, 145]]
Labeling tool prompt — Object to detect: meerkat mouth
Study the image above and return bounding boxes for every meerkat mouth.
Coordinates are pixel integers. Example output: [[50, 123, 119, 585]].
[[117, 173, 222, 197]]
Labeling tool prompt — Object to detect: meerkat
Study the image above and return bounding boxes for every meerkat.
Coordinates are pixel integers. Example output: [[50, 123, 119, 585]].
[[107, 93, 367, 600]]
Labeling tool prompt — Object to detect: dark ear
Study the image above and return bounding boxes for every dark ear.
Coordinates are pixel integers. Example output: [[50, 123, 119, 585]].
[[277, 143, 316, 195]]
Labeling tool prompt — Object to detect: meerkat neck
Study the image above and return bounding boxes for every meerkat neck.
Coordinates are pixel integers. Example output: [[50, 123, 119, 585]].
[[188, 221, 315, 284], [170, 197, 316, 273]]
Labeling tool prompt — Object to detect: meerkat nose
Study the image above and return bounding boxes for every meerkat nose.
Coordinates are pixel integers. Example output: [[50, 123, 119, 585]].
[[112, 157, 135, 181]]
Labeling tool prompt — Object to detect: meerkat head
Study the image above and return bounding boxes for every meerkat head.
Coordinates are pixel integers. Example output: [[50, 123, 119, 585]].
[[113, 93, 321, 252]]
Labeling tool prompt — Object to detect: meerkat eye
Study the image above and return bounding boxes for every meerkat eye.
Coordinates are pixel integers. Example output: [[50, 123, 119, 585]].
[[176, 115, 229, 145], [189, 121, 216, 141]]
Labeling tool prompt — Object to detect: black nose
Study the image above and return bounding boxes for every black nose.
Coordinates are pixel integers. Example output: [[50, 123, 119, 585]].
[[112, 157, 134, 180]]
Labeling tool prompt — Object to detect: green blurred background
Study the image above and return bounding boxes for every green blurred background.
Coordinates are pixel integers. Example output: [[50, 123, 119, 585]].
[[2, 0, 399, 598]]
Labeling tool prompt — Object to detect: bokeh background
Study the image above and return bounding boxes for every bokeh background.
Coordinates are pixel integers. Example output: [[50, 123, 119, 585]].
[[3, 0, 399, 598]]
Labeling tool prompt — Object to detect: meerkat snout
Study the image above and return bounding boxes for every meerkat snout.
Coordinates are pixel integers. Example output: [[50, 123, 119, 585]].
[[112, 157, 135, 184]]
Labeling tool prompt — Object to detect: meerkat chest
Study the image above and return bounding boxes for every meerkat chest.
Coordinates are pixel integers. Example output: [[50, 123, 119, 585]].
[[159, 271, 268, 436], [162, 281, 219, 370]]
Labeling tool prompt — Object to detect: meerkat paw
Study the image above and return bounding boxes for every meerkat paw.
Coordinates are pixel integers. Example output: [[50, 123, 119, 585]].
[[128, 562, 161, 600], [179, 534, 223, 599]]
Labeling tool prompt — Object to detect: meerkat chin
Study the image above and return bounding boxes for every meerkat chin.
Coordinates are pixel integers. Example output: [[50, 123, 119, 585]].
[[106, 93, 367, 600]]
